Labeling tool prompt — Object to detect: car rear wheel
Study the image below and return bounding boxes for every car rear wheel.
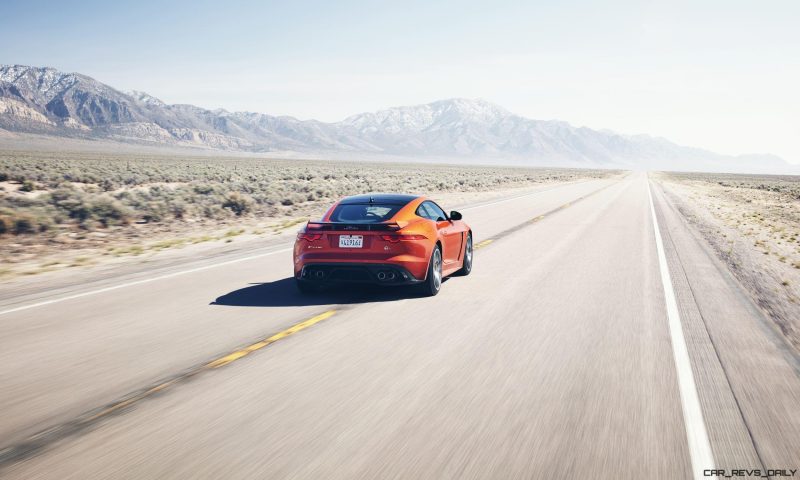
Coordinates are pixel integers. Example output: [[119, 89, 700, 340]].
[[419, 245, 442, 296], [455, 232, 473, 276]]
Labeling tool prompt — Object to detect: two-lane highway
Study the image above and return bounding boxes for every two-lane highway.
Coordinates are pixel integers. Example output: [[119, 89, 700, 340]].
[[0, 178, 612, 447], [1, 173, 798, 479]]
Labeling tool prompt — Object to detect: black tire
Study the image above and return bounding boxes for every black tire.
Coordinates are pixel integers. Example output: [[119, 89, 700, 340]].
[[296, 278, 319, 294], [419, 245, 443, 296], [455, 232, 473, 276]]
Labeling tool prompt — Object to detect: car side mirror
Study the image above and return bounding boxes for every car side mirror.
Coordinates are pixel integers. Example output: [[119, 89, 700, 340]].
[[449, 211, 462, 221]]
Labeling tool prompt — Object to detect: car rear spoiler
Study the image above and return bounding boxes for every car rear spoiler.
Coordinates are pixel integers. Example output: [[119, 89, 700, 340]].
[[305, 221, 403, 232]]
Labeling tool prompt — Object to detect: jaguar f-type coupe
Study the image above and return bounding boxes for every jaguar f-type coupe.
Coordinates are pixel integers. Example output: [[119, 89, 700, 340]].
[[293, 193, 473, 296]]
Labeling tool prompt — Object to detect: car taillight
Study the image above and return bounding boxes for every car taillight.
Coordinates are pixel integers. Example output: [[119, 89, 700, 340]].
[[380, 234, 426, 243], [297, 233, 323, 241]]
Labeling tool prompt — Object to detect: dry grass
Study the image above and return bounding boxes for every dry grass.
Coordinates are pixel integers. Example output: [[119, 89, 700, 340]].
[[0, 150, 618, 278], [657, 171, 800, 353]]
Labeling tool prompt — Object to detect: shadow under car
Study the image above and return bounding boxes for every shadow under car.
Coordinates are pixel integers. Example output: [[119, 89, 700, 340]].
[[210, 277, 431, 307]]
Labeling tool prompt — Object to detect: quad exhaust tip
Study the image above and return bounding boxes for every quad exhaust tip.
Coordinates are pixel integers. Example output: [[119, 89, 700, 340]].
[[377, 270, 397, 281], [307, 268, 399, 282]]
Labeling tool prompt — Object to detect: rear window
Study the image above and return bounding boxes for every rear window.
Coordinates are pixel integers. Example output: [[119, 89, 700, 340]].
[[329, 204, 402, 223]]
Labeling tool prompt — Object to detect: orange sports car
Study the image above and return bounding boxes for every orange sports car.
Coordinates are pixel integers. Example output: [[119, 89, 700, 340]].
[[293, 193, 473, 296]]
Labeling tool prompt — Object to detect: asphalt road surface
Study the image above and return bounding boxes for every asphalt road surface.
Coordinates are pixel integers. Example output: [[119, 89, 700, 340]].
[[1, 173, 798, 479]]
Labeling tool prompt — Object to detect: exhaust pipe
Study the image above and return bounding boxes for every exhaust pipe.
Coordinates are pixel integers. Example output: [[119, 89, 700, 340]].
[[377, 271, 387, 281]]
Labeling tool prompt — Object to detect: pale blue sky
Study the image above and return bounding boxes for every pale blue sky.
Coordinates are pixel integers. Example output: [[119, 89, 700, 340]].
[[2, 0, 799, 161]]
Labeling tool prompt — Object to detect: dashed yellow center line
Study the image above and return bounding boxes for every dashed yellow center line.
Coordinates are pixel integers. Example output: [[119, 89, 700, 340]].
[[1, 182, 623, 468], [470, 182, 617, 252], [206, 310, 336, 368], [0, 309, 339, 467], [474, 214, 548, 251]]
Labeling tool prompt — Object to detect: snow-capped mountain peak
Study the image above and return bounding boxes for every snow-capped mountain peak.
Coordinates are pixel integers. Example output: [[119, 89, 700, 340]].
[[0, 64, 81, 102], [0, 65, 792, 173], [342, 98, 512, 133], [126, 90, 166, 107]]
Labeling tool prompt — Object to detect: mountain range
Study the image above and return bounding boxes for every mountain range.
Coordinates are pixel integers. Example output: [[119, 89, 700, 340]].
[[0, 64, 792, 173]]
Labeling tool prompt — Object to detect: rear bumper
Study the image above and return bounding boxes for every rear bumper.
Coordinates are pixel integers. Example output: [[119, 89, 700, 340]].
[[298, 262, 423, 286]]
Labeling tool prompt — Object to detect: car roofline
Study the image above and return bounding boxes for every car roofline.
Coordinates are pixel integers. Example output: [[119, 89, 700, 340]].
[[338, 193, 422, 206]]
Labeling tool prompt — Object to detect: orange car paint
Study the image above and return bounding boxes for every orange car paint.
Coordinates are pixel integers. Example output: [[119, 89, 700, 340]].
[[293, 195, 471, 284]]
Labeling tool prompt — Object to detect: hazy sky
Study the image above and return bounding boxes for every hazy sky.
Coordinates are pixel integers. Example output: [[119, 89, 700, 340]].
[[2, 0, 799, 162]]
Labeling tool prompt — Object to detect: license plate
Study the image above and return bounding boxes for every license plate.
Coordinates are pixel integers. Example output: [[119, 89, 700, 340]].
[[339, 235, 363, 248]]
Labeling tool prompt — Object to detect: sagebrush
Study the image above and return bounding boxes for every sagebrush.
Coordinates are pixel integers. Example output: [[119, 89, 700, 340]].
[[1, 151, 615, 236]]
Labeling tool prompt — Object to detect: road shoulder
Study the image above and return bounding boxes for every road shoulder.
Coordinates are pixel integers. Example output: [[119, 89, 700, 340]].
[[651, 178, 800, 472]]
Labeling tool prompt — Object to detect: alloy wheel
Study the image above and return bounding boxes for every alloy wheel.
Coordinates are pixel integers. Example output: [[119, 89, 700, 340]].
[[465, 236, 473, 269], [433, 248, 442, 290]]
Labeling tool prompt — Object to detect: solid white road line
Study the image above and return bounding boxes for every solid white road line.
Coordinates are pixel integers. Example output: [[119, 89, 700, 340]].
[[647, 177, 716, 480], [0, 247, 293, 317]]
